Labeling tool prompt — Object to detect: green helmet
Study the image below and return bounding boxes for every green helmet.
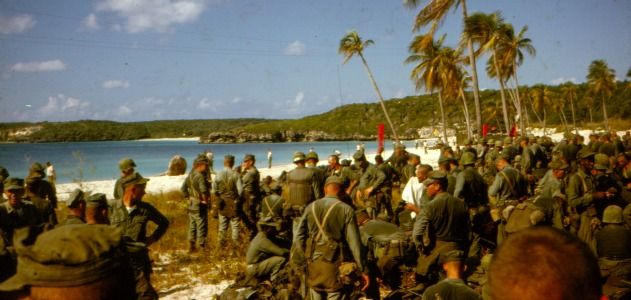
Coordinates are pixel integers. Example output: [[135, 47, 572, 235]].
[[602, 205, 622, 224], [593, 154, 610, 170], [460, 152, 476, 166]]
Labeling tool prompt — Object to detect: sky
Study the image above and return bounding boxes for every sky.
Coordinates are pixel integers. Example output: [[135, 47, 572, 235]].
[[0, 0, 629, 122]]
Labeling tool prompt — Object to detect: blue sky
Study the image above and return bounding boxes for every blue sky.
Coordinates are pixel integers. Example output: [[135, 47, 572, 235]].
[[0, 0, 629, 122]]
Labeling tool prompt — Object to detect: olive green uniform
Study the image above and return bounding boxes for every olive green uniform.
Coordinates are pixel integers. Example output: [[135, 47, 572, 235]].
[[567, 169, 597, 247], [241, 166, 261, 236], [181, 169, 211, 247], [422, 278, 482, 300], [60, 214, 86, 226], [246, 231, 289, 281], [213, 167, 243, 242], [356, 164, 386, 217], [0, 201, 41, 246], [489, 165, 526, 245]]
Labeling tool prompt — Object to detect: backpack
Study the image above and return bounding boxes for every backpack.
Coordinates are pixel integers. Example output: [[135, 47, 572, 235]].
[[505, 201, 544, 234], [305, 201, 344, 292]]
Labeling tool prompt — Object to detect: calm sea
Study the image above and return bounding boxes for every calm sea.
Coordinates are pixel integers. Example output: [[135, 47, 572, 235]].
[[0, 139, 413, 184]]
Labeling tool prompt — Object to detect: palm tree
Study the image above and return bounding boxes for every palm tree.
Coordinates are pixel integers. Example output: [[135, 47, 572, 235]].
[[529, 84, 553, 136], [550, 93, 569, 134], [463, 12, 511, 135], [406, 34, 462, 142], [560, 82, 578, 134], [582, 92, 596, 124], [587, 60, 616, 131], [495, 24, 536, 136], [404, 0, 483, 137], [339, 30, 399, 142]]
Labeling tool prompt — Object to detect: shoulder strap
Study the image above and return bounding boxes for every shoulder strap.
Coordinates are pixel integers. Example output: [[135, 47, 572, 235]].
[[576, 172, 589, 193], [263, 196, 281, 217], [500, 170, 515, 192], [311, 200, 341, 242]]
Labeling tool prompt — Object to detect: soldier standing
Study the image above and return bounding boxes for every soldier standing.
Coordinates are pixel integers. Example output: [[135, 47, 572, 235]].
[[240, 154, 260, 239], [286, 152, 321, 234], [353, 151, 386, 219], [25, 162, 57, 225], [294, 176, 369, 300], [114, 157, 137, 200], [181, 155, 211, 252], [306, 151, 326, 196], [214, 155, 243, 244], [374, 154, 397, 221], [489, 155, 527, 245], [567, 148, 600, 246]]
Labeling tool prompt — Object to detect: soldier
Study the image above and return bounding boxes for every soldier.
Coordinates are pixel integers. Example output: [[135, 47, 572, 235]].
[[413, 171, 469, 289], [400, 154, 421, 188], [0, 166, 9, 202], [260, 182, 284, 220], [294, 176, 369, 300], [214, 155, 243, 244], [598, 133, 616, 157], [109, 172, 168, 300], [60, 188, 86, 225], [489, 155, 527, 245], [437, 157, 457, 195], [25, 162, 57, 225], [483, 140, 503, 183], [488, 227, 603, 300], [0, 225, 137, 300], [114, 157, 137, 200], [0, 178, 41, 247], [386, 143, 409, 182], [240, 154, 261, 239], [306, 151, 326, 195], [181, 155, 211, 252], [85, 193, 110, 225], [453, 151, 489, 257], [245, 218, 290, 283], [401, 164, 432, 214], [535, 159, 569, 199], [353, 151, 386, 219], [595, 205, 631, 263], [421, 250, 481, 300], [462, 139, 478, 159], [518, 137, 536, 195], [324, 153, 344, 179], [374, 154, 396, 221], [286, 152, 321, 233], [501, 137, 518, 163]]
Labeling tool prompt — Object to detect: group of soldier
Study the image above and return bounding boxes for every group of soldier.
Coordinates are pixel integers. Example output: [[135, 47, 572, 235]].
[[1, 130, 631, 299]]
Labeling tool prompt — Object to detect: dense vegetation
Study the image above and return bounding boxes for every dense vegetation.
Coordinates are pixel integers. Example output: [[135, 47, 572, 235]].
[[1, 81, 629, 143]]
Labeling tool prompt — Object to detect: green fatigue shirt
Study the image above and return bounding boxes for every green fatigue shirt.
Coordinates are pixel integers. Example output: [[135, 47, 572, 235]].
[[377, 163, 397, 193], [0, 201, 41, 246], [599, 142, 616, 157], [246, 232, 289, 265], [260, 194, 284, 219], [357, 164, 386, 192], [413, 192, 469, 246], [60, 214, 86, 226], [520, 146, 535, 175], [386, 152, 409, 180], [308, 166, 326, 197], [294, 195, 366, 272], [25, 177, 57, 209], [535, 170, 565, 199], [485, 148, 500, 169], [501, 145, 519, 163], [109, 200, 169, 244], [400, 164, 416, 186], [567, 169, 595, 214], [489, 165, 526, 208], [454, 166, 489, 207], [213, 167, 243, 218], [27, 194, 56, 225], [422, 278, 482, 300], [286, 166, 320, 207], [590, 141, 603, 153], [595, 225, 631, 260], [241, 166, 261, 204], [181, 169, 210, 211]]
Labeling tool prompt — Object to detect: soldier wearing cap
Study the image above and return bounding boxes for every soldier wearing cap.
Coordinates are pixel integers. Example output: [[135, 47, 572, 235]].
[[213, 155, 243, 244], [413, 171, 469, 289], [518, 137, 536, 195], [489, 154, 527, 245], [483, 140, 503, 181], [239, 154, 261, 239], [25, 162, 58, 225], [535, 159, 569, 199], [567, 148, 600, 243], [591, 154, 626, 217], [181, 154, 212, 252], [109, 172, 167, 299], [285, 151, 321, 234], [114, 157, 137, 200], [462, 139, 478, 159], [0, 225, 137, 300], [293, 176, 369, 299], [421, 250, 481, 300], [353, 151, 386, 219], [501, 136, 518, 163], [0, 178, 41, 247], [60, 188, 86, 226], [85, 193, 109, 225]]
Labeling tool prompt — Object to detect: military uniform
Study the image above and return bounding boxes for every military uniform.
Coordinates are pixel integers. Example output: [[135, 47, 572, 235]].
[[59, 189, 86, 226], [213, 163, 243, 242], [245, 231, 289, 282], [376, 161, 397, 220], [25, 175, 57, 225], [109, 200, 169, 245], [489, 164, 526, 245], [181, 166, 211, 248], [422, 278, 482, 300], [0, 201, 41, 246], [241, 156, 261, 236], [356, 162, 386, 218]]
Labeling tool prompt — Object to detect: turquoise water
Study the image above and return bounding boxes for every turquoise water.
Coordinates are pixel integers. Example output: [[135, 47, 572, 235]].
[[0, 139, 412, 183]]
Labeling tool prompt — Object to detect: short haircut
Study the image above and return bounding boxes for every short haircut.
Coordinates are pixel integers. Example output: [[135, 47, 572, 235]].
[[417, 164, 433, 174], [488, 226, 602, 300]]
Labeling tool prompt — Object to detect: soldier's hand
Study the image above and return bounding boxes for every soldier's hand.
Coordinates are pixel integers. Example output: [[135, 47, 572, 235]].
[[361, 273, 370, 291]]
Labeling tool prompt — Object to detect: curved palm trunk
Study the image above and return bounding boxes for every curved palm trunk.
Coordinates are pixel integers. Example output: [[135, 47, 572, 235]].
[[602, 95, 609, 131], [512, 63, 525, 136], [461, 0, 482, 137], [438, 92, 448, 142], [358, 53, 399, 142], [492, 53, 510, 135]]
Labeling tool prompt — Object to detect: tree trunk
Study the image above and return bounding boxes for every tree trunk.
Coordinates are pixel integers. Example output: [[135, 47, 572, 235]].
[[493, 53, 510, 135], [602, 95, 609, 131], [524, 101, 531, 130], [589, 108, 593, 124], [460, 87, 472, 139], [358, 53, 399, 142], [570, 96, 577, 134], [513, 63, 525, 136], [438, 92, 448, 143], [460, 0, 482, 137], [543, 109, 547, 136]]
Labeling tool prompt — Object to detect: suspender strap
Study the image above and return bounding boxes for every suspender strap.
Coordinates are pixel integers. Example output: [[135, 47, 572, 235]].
[[264, 197, 281, 217], [500, 171, 514, 193], [312, 200, 341, 242]]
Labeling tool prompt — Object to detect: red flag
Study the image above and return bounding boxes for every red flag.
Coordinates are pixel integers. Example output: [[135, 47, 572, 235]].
[[377, 123, 385, 154], [482, 124, 489, 137], [510, 125, 517, 137]]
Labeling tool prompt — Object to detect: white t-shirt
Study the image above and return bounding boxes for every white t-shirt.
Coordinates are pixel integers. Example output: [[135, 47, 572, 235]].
[[401, 177, 425, 211]]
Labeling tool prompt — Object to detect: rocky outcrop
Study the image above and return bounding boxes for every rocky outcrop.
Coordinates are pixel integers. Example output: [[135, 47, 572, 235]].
[[167, 155, 187, 176], [198, 130, 380, 144]]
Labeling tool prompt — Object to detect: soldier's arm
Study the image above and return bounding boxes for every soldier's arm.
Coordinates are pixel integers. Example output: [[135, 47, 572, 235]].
[[370, 167, 386, 191], [345, 209, 366, 272], [453, 173, 465, 199], [146, 206, 170, 246], [291, 206, 310, 264], [180, 176, 189, 197], [567, 174, 592, 210], [260, 236, 289, 257], [412, 206, 430, 247], [311, 172, 322, 200], [488, 173, 502, 198]]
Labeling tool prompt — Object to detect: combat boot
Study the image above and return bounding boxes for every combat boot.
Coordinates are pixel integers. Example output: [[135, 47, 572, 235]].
[[188, 241, 197, 253]]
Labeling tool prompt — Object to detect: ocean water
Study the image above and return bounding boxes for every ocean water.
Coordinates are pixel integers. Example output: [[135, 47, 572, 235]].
[[0, 139, 414, 184]]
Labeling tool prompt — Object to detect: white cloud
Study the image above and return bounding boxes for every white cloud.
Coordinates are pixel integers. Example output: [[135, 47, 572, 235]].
[[550, 77, 577, 85], [40, 94, 91, 116], [231, 97, 241, 104], [294, 91, 304, 105], [197, 97, 211, 109], [395, 90, 405, 98], [96, 0, 207, 33], [117, 105, 132, 116], [82, 13, 99, 30], [102, 79, 130, 89], [0, 14, 36, 34], [284, 41, 306, 56], [11, 60, 66, 73]]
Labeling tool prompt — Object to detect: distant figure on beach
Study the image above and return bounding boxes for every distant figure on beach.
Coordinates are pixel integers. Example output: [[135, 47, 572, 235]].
[[267, 148, 272, 169], [45, 162, 56, 187]]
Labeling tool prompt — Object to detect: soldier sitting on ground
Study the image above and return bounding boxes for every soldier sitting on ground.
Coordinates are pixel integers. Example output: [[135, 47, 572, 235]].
[[244, 218, 290, 284]]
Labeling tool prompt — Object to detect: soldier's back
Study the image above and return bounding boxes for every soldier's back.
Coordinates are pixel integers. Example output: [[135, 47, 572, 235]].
[[423, 278, 482, 300]]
